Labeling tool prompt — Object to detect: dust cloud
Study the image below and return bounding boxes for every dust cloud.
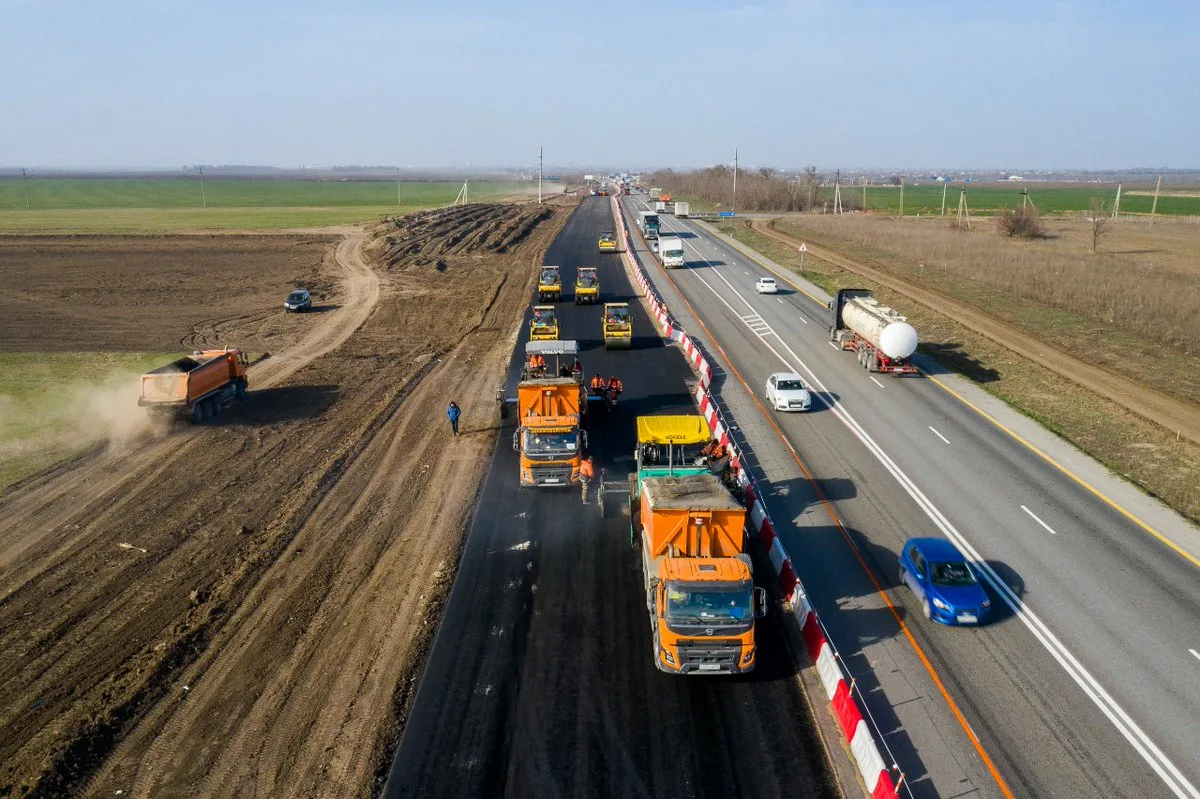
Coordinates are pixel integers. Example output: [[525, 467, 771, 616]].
[[1, 371, 167, 476]]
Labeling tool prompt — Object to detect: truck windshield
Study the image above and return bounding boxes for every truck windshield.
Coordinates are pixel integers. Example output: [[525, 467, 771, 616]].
[[665, 584, 753, 624], [605, 310, 630, 324], [664, 249, 684, 259], [522, 430, 579, 456]]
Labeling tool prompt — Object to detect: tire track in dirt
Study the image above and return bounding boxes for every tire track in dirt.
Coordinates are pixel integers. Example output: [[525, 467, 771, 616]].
[[0, 228, 375, 576], [0, 202, 569, 797], [751, 218, 1200, 445], [87, 205, 566, 798]]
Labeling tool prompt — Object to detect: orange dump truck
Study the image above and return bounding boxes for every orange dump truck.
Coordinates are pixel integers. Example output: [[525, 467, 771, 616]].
[[632, 473, 766, 674], [511, 377, 588, 487], [138, 348, 250, 423]]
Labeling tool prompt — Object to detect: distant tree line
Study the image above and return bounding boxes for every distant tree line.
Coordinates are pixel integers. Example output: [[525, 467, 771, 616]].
[[647, 166, 833, 212]]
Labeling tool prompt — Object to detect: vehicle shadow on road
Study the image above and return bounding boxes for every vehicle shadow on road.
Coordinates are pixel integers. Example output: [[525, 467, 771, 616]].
[[809, 390, 841, 412], [915, 344, 1001, 383], [305, 303, 341, 314], [981, 559, 1025, 624], [223, 385, 342, 425]]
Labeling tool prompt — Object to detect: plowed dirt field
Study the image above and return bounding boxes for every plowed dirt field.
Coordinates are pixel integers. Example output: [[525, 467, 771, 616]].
[[0, 201, 569, 797]]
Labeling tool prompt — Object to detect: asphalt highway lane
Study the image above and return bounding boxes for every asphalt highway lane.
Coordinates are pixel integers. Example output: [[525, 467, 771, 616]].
[[383, 197, 836, 798], [625, 196, 1200, 798]]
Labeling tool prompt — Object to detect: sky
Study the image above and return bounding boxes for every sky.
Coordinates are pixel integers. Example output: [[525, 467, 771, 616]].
[[1, 0, 1197, 170]]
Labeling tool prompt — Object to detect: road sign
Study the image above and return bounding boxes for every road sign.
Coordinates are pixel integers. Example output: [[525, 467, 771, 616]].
[[798, 243, 808, 252], [718, 211, 736, 218]]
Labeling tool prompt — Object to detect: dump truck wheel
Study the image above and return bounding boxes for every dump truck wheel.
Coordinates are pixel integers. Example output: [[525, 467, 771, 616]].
[[193, 402, 207, 424], [235, 379, 248, 400]]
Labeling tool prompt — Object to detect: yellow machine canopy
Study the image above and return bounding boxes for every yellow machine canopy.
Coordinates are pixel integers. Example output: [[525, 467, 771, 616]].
[[636, 415, 711, 446]]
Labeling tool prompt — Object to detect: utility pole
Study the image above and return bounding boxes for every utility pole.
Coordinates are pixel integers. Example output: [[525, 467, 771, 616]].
[[538, 146, 543, 205], [956, 187, 971, 230], [1112, 183, 1122, 218], [1150, 175, 1162, 223], [862, 177, 867, 212], [732, 148, 738, 213], [899, 175, 904, 218], [199, 165, 207, 208], [832, 169, 842, 214], [21, 168, 30, 209], [396, 167, 402, 207], [941, 182, 948, 216]]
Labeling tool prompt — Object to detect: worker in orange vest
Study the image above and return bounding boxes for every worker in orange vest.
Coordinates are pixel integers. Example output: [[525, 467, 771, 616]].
[[590, 373, 606, 393], [529, 353, 546, 377], [579, 455, 595, 503]]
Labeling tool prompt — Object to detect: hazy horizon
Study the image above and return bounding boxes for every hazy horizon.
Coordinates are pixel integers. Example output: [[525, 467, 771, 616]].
[[2, 0, 1196, 171]]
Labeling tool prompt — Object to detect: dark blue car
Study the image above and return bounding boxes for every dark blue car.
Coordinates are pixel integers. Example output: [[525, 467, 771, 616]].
[[898, 537, 991, 625]]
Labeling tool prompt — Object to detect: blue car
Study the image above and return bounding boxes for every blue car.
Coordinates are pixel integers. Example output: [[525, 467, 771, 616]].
[[898, 537, 991, 625]]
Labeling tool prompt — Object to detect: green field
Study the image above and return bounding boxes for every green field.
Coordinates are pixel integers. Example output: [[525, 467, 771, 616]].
[[0, 178, 538, 232], [848, 184, 1200, 216], [0, 352, 173, 487]]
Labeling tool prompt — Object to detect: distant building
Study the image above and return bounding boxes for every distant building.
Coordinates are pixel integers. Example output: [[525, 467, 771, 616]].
[[1007, 175, 1024, 181]]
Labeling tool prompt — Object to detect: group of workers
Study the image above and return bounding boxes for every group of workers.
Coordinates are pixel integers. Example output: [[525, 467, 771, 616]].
[[526, 353, 585, 381]]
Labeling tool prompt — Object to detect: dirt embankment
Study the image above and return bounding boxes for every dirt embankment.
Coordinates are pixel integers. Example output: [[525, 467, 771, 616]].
[[0, 201, 569, 797], [750, 218, 1200, 446]]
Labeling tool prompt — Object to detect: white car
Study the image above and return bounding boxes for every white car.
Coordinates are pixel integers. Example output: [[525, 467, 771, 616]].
[[755, 277, 778, 294], [765, 372, 812, 412]]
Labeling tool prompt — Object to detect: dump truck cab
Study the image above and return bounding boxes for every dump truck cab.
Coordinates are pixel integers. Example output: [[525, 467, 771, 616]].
[[632, 415, 712, 496], [602, 302, 633, 349], [538, 266, 562, 303], [633, 473, 766, 674], [574, 267, 600, 305], [530, 304, 559, 341], [598, 232, 617, 251]]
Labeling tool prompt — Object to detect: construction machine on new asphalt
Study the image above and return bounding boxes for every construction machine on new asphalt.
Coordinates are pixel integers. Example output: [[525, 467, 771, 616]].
[[537, 265, 562, 303], [602, 302, 633, 349], [575, 267, 600, 305]]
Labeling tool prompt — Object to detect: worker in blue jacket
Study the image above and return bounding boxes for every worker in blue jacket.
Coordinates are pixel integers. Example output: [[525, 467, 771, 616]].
[[447, 401, 461, 436]]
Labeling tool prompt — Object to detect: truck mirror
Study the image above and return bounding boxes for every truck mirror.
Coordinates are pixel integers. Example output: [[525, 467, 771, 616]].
[[755, 587, 768, 618], [581, 431, 589, 450], [512, 430, 521, 452]]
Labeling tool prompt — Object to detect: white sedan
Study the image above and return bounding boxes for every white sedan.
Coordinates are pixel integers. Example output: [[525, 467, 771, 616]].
[[765, 372, 812, 412], [755, 277, 778, 294]]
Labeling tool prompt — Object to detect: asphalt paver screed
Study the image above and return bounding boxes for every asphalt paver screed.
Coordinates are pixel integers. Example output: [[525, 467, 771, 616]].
[[0, 202, 569, 797]]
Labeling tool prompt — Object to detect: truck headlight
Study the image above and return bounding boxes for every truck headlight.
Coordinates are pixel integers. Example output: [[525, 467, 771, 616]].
[[521, 468, 532, 481], [982, 599, 992, 608], [661, 648, 676, 666], [742, 648, 755, 664], [932, 597, 949, 610]]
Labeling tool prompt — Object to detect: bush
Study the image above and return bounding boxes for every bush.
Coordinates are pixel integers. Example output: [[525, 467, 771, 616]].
[[996, 207, 1046, 239]]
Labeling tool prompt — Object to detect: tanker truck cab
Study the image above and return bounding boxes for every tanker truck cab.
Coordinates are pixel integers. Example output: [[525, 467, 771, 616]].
[[634, 474, 767, 674]]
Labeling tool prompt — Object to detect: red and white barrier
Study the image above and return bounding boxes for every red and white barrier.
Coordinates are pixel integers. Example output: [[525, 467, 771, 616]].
[[612, 196, 901, 799]]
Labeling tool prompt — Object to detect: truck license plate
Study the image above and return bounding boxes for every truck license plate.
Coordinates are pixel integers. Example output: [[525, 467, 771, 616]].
[[544, 479, 560, 484], [698, 664, 721, 671]]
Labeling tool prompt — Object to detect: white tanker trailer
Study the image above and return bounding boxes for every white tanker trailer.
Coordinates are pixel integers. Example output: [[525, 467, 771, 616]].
[[829, 288, 919, 374]]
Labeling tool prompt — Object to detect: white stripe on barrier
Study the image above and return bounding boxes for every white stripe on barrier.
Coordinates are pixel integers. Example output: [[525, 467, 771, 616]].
[[749, 500, 767, 532], [850, 720, 887, 792], [790, 587, 811, 617], [769, 537, 789, 574], [815, 643, 842, 700]]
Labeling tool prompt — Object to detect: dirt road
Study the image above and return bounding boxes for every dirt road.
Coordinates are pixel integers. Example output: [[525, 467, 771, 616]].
[[0, 202, 568, 797], [750, 218, 1200, 445]]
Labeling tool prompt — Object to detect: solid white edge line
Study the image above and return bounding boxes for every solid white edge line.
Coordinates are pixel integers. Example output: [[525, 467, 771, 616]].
[[929, 427, 951, 445], [1021, 505, 1059, 535], [655, 210, 1200, 799], [1188, 648, 1200, 663], [869, 376, 886, 389]]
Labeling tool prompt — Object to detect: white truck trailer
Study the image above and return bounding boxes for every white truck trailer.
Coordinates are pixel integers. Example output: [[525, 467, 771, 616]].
[[657, 236, 685, 269], [829, 288, 919, 374], [674, 202, 690, 218]]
